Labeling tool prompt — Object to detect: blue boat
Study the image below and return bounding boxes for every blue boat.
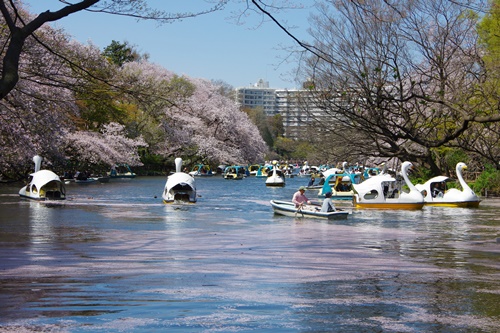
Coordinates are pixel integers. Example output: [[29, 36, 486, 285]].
[[189, 164, 214, 177], [223, 165, 247, 180]]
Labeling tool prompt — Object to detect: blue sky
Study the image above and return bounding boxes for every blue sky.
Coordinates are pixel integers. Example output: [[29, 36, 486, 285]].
[[24, 1, 315, 89]]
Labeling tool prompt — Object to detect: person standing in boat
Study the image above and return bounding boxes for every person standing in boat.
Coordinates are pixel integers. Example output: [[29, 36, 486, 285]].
[[292, 186, 311, 208], [320, 192, 336, 212]]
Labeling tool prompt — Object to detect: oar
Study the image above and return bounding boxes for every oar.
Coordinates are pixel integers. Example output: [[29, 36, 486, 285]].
[[295, 203, 304, 217]]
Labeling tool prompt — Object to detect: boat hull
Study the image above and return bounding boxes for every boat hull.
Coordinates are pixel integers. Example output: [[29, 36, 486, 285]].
[[270, 200, 348, 220], [74, 178, 98, 184], [424, 201, 480, 208], [266, 182, 285, 187], [19, 192, 65, 201], [109, 174, 135, 179], [321, 192, 353, 200], [224, 174, 244, 180], [353, 198, 424, 210]]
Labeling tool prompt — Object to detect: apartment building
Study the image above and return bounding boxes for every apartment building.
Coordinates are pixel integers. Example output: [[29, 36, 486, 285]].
[[235, 79, 278, 116], [235, 79, 324, 138]]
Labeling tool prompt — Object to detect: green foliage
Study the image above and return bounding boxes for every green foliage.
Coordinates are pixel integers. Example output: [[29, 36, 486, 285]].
[[411, 166, 435, 187], [476, 0, 500, 115], [103, 40, 139, 66], [243, 107, 284, 149], [268, 114, 285, 141], [477, 1, 500, 59], [292, 142, 313, 160], [138, 150, 168, 175], [472, 164, 500, 194], [75, 88, 129, 130], [430, 147, 469, 176], [273, 136, 295, 159]]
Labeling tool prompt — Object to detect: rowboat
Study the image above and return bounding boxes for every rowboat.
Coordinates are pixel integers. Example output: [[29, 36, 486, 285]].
[[415, 162, 481, 207], [109, 164, 136, 178], [270, 200, 349, 220]]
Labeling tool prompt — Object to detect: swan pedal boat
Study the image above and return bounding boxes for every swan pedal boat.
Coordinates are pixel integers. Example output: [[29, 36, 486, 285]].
[[189, 164, 214, 177], [352, 161, 424, 210], [265, 161, 285, 187], [19, 156, 66, 200], [223, 165, 246, 180], [317, 173, 360, 200], [415, 162, 481, 207], [270, 200, 349, 220], [163, 158, 197, 204]]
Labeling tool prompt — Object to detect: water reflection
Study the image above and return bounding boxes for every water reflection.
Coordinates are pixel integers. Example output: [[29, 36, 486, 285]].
[[0, 177, 499, 332]]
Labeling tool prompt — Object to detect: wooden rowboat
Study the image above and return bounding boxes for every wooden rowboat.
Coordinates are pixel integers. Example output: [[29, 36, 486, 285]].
[[270, 200, 349, 220]]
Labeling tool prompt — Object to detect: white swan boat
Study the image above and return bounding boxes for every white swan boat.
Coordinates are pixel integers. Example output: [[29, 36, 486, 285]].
[[415, 162, 481, 207], [352, 161, 424, 210], [19, 155, 66, 200], [162, 158, 197, 203], [265, 161, 285, 187], [270, 200, 349, 220]]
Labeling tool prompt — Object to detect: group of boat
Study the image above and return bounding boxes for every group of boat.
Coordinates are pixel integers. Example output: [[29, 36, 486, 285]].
[[270, 160, 481, 220], [18, 156, 481, 221], [351, 161, 480, 209]]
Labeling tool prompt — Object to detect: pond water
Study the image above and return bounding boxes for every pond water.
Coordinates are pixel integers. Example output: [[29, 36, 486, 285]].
[[0, 175, 499, 332]]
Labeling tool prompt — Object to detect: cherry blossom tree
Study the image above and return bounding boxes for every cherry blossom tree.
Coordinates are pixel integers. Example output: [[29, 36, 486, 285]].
[[0, 22, 77, 178], [182, 77, 268, 164], [0, 20, 146, 178], [0, 0, 232, 99], [117, 61, 267, 164], [64, 122, 147, 170]]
